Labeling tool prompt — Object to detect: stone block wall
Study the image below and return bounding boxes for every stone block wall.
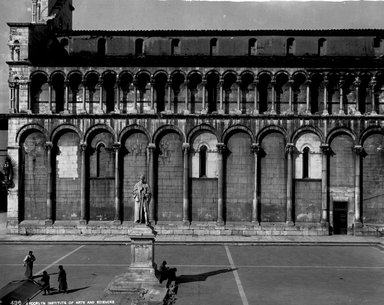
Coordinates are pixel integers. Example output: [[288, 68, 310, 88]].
[[191, 178, 218, 221], [294, 179, 321, 222]]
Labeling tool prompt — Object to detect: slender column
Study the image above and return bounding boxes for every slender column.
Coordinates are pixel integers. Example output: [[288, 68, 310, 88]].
[[9, 82, 15, 113], [131, 81, 138, 114], [218, 81, 224, 114], [351, 77, 361, 115], [64, 81, 69, 113], [15, 83, 20, 112], [115, 81, 120, 113], [82, 81, 87, 113], [270, 80, 276, 114], [147, 143, 156, 223], [167, 81, 172, 113], [251, 143, 262, 224], [32, 0, 37, 23], [288, 80, 294, 114], [216, 143, 226, 225], [320, 144, 330, 224], [48, 82, 53, 113], [253, 80, 259, 115], [113, 143, 121, 224], [370, 76, 377, 115], [201, 80, 207, 113], [305, 80, 311, 114], [184, 80, 190, 114], [150, 80, 155, 113], [285, 143, 295, 225], [338, 77, 345, 115], [353, 145, 365, 227], [27, 81, 31, 113], [237, 79, 241, 113], [37, 2, 41, 21], [182, 143, 190, 224], [99, 80, 104, 113], [80, 142, 87, 224], [45, 142, 54, 225], [322, 78, 329, 115]]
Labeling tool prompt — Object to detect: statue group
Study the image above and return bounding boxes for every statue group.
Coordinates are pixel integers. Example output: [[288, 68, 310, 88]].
[[132, 174, 152, 225]]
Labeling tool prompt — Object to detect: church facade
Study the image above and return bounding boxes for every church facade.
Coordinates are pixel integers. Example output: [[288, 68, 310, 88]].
[[5, 0, 384, 236]]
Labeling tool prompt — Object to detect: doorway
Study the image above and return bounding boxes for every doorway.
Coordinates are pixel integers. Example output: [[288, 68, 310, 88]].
[[333, 201, 348, 235]]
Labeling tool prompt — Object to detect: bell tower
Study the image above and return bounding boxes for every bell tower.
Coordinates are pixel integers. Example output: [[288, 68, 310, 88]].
[[31, 0, 74, 30]]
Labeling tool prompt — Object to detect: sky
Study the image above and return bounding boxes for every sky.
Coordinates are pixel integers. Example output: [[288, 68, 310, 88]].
[[1, 0, 384, 114]]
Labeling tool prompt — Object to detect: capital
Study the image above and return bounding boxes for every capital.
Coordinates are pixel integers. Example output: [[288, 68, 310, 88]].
[[250, 143, 262, 155], [147, 143, 156, 151], [182, 142, 190, 153], [112, 142, 121, 152], [353, 77, 361, 87], [320, 144, 332, 155], [353, 145, 367, 157], [216, 143, 226, 154], [45, 141, 53, 151], [285, 143, 296, 155], [79, 142, 87, 152]]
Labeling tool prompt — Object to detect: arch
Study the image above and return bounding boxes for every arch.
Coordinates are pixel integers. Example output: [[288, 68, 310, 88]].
[[118, 124, 151, 143], [257, 70, 273, 79], [49, 70, 66, 83], [274, 70, 290, 79], [291, 125, 324, 143], [240, 70, 255, 79], [66, 69, 83, 81], [118, 70, 134, 79], [101, 69, 117, 79], [326, 127, 357, 145], [292, 70, 308, 80], [256, 125, 289, 144], [205, 69, 221, 79], [30, 70, 49, 81], [222, 70, 238, 79], [169, 69, 186, 80], [50, 123, 82, 143], [187, 70, 203, 80], [152, 124, 185, 144], [84, 124, 117, 143], [309, 72, 325, 81], [84, 70, 100, 80], [222, 125, 254, 144], [16, 123, 48, 144], [135, 69, 151, 79], [153, 69, 168, 79], [359, 126, 384, 145], [187, 123, 219, 144]]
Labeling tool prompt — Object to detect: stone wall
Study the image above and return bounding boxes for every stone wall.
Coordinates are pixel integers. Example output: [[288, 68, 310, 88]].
[[191, 178, 217, 221], [294, 180, 321, 222]]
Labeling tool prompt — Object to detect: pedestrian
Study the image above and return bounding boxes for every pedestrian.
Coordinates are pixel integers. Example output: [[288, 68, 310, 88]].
[[41, 271, 50, 295], [23, 251, 36, 278], [58, 265, 68, 293], [159, 261, 177, 288]]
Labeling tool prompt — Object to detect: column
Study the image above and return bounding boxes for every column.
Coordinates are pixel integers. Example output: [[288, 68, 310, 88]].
[[147, 143, 156, 223], [9, 82, 15, 113], [132, 81, 138, 114], [270, 80, 276, 114], [253, 80, 259, 115], [182, 143, 190, 224], [305, 80, 311, 114], [64, 81, 69, 113], [32, 0, 37, 23], [338, 77, 345, 115], [115, 81, 120, 113], [113, 142, 121, 224], [80, 142, 87, 224], [6, 146, 20, 227], [322, 78, 329, 115], [320, 144, 330, 224], [370, 76, 377, 115], [285, 143, 295, 225], [82, 81, 87, 113], [236, 79, 241, 113], [15, 83, 19, 112], [48, 81, 53, 113], [218, 81, 224, 114], [167, 81, 172, 113], [45, 142, 54, 225], [353, 77, 361, 115], [99, 80, 104, 113], [150, 81, 155, 113], [353, 145, 365, 227], [288, 80, 294, 114], [201, 80, 207, 114], [27, 81, 31, 113], [251, 143, 262, 224], [216, 143, 226, 225], [184, 80, 190, 114]]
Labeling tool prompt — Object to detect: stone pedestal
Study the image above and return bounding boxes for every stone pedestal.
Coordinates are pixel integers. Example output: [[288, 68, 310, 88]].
[[105, 226, 167, 304]]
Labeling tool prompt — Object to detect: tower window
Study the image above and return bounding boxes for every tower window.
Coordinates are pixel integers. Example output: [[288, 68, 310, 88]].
[[97, 38, 106, 56], [135, 39, 144, 56], [287, 38, 295, 55], [171, 39, 180, 55], [248, 38, 257, 56], [318, 38, 327, 56], [303, 147, 310, 178], [210, 38, 218, 56], [199, 145, 207, 177]]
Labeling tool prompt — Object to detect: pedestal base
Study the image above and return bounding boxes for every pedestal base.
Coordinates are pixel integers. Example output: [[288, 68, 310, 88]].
[[106, 268, 160, 293]]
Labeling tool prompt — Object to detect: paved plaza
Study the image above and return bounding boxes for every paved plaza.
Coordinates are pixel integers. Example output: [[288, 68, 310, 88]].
[[0, 240, 384, 305]]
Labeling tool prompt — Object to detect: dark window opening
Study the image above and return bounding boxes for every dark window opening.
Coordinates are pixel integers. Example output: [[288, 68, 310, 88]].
[[248, 38, 257, 56], [287, 38, 295, 55], [199, 145, 207, 177], [97, 38, 106, 56], [171, 39, 180, 56], [303, 147, 310, 178], [210, 38, 218, 56], [318, 38, 327, 56], [135, 39, 144, 56]]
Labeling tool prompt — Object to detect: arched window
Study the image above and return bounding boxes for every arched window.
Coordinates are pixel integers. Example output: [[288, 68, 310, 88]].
[[318, 38, 327, 56], [374, 36, 383, 56], [97, 38, 106, 56], [199, 145, 207, 177], [303, 147, 310, 178], [210, 38, 218, 56], [171, 39, 180, 56], [287, 38, 295, 55], [96, 143, 108, 177], [12, 40, 20, 61], [248, 38, 257, 56], [135, 39, 144, 56]]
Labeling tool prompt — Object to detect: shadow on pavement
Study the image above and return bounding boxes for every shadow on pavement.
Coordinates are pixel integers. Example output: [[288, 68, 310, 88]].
[[48, 286, 89, 295], [175, 268, 237, 284]]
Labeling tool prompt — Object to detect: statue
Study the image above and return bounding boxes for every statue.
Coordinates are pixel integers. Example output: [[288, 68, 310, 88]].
[[132, 174, 151, 225], [2, 159, 14, 189]]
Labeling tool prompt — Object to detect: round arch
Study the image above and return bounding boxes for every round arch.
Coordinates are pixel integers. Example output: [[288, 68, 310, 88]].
[[359, 126, 384, 145], [256, 125, 289, 144], [118, 124, 151, 143], [326, 127, 357, 145], [50, 124, 82, 143], [152, 124, 185, 144], [187, 123, 219, 144], [30, 70, 49, 81], [222, 125, 254, 144], [84, 124, 117, 144], [16, 123, 48, 144], [84, 70, 100, 79], [222, 70, 238, 79], [49, 70, 66, 82], [291, 126, 324, 144]]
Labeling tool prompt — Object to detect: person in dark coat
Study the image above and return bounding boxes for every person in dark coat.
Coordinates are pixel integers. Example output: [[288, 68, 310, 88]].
[[159, 261, 177, 288], [58, 265, 68, 293], [40, 271, 50, 295], [23, 251, 36, 278]]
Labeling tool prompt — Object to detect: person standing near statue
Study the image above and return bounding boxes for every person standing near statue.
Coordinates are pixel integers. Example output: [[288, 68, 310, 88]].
[[23, 250, 36, 278], [133, 174, 152, 225]]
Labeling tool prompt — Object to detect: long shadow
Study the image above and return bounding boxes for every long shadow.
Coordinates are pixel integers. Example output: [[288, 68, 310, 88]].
[[49, 286, 89, 295], [175, 268, 237, 284]]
